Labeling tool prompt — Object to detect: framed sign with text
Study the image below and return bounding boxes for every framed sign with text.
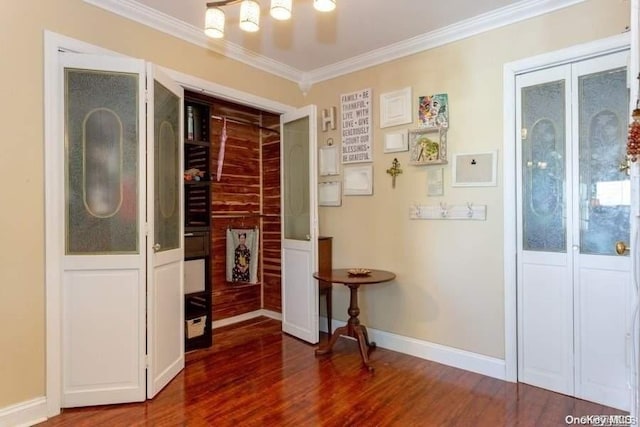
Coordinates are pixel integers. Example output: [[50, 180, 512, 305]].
[[341, 88, 372, 164]]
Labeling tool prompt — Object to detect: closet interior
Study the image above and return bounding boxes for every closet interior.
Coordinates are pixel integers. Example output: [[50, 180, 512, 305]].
[[183, 90, 282, 351]]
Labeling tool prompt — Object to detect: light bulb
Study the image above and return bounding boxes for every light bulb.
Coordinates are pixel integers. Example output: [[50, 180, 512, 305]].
[[270, 0, 292, 20], [239, 0, 260, 32], [204, 7, 225, 39], [313, 0, 336, 12]]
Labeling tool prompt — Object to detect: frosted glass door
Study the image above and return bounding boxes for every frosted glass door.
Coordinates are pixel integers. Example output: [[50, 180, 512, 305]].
[[516, 65, 574, 397], [61, 53, 147, 408], [572, 54, 630, 410], [146, 65, 184, 399], [516, 50, 631, 411], [281, 106, 319, 344]]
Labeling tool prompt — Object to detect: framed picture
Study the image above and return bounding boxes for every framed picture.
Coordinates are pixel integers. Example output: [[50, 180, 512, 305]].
[[380, 87, 412, 128], [383, 131, 408, 153], [427, 167, 444, 196], [343, 164, 373, 196], [408, 128, 447, 165], [452, 150, 498, 187], [319, 145, 339, 176], [318, 181, 341, 206], [418, 93, 449, 129]]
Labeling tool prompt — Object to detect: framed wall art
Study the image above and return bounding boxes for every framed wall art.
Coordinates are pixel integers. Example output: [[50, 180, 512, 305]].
[[383, 131, 409, 153], [343, 164, 373, 195], [319, 144, 339, 176], [452, 150, 498, 187], [408, 128, 447, 165], [318, 181, 342, 206], [418, 93, 449, 129], [380, 87, 412, 128]]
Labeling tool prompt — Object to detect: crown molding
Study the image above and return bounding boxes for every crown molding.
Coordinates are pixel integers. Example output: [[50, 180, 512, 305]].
[[84, 0, 586, 88], [83, 0, 304, 83], [304, 0, 586, 84]]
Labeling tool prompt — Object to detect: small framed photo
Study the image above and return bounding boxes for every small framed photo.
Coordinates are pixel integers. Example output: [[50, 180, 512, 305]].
[[380, 87, 412, 128], [319, 145, 339, 176], [427, 167, 444, 196], [452, 150, 498, 187], [383, 131, 408, 153], [318, 181, 342, 206], [343, 164, 373, 196], [408, 128, 447, 166]]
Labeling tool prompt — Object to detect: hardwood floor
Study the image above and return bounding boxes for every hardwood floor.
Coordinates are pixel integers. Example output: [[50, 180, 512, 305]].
[[38, 317, 626, 426]]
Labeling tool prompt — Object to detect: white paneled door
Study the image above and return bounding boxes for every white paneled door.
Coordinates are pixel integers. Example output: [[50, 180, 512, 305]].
[[59, 53, 183, 407], [281, 106, 319, 344], [146, 64, 185, 398], [516, 50, 631, 410]]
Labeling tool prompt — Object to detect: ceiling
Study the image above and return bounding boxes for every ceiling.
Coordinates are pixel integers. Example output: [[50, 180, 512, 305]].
[[86, 0, 585, 84]]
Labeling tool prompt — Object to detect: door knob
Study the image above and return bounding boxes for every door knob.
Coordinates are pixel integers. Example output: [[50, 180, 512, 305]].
[[615, 241, 630, 255], [153, 243, 161, 252]]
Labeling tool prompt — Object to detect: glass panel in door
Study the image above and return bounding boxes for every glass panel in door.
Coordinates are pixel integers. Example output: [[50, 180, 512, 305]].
[[578, 68, 630, 256], [65, 69, 139, 254], [153, 79, 180, 251], [521, 80, 567, 252], [283, 116, 310, 241]]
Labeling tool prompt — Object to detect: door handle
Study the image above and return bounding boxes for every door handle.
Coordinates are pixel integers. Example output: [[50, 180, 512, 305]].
[[615, 241, 630, 255], [153, 243, 161, 252]]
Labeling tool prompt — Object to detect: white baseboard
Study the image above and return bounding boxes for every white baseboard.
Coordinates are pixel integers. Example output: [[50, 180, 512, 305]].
[[322, 317, 506, 381], [211, 309, 282, 330], [214, 313, 505, 380], [0, 397, 47, 427]]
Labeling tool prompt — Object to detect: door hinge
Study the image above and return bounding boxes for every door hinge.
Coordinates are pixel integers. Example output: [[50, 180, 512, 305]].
[[145, 354, 149, 368]]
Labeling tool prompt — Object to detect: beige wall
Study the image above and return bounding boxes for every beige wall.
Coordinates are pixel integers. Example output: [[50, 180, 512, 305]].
[[308, 0, 628, 359], [0, 0, 629, 412], [0, 0, 302, 409]]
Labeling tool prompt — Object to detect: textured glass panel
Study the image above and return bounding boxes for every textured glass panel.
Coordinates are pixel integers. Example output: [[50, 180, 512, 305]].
[[521, 80, 567, 252], [65, 69, 139, 254], [84, 109, 122, 217], [283, 116, 310, 240], [579, 68, 629, 256], [154, 80, 180, 251]]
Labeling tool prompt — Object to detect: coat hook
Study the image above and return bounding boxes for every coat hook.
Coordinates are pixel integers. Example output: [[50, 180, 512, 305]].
[[471, 159, 477, 165], [439, 202, 448, 218]]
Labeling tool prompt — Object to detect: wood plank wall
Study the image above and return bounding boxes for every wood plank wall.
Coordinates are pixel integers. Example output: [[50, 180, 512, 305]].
[[188, 92, 281, 321], [262, 131, 281, 312]]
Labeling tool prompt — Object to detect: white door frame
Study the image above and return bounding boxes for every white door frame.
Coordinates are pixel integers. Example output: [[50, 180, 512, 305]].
[[44, 31, 296, 417], [502, 33, 631, 383]]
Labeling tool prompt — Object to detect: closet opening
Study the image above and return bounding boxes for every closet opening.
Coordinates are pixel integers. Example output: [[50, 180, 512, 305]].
[[183, 90, 283, 350]]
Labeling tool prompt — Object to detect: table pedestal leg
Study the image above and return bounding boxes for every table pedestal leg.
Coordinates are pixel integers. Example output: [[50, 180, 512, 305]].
[[314, 283, 376, 371]]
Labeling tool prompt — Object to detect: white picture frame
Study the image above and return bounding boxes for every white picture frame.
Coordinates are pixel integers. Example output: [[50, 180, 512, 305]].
[[383, 131, 409, 153], [343, 164, 373, 196], [452, 150, 498, 187], [319, 145, 339, 176], [380, 87, 412, 128], [318, 181, 342, 206]]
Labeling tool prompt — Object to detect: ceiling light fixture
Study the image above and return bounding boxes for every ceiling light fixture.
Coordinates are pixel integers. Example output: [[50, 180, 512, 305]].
[[205, 0, 336, 39]]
